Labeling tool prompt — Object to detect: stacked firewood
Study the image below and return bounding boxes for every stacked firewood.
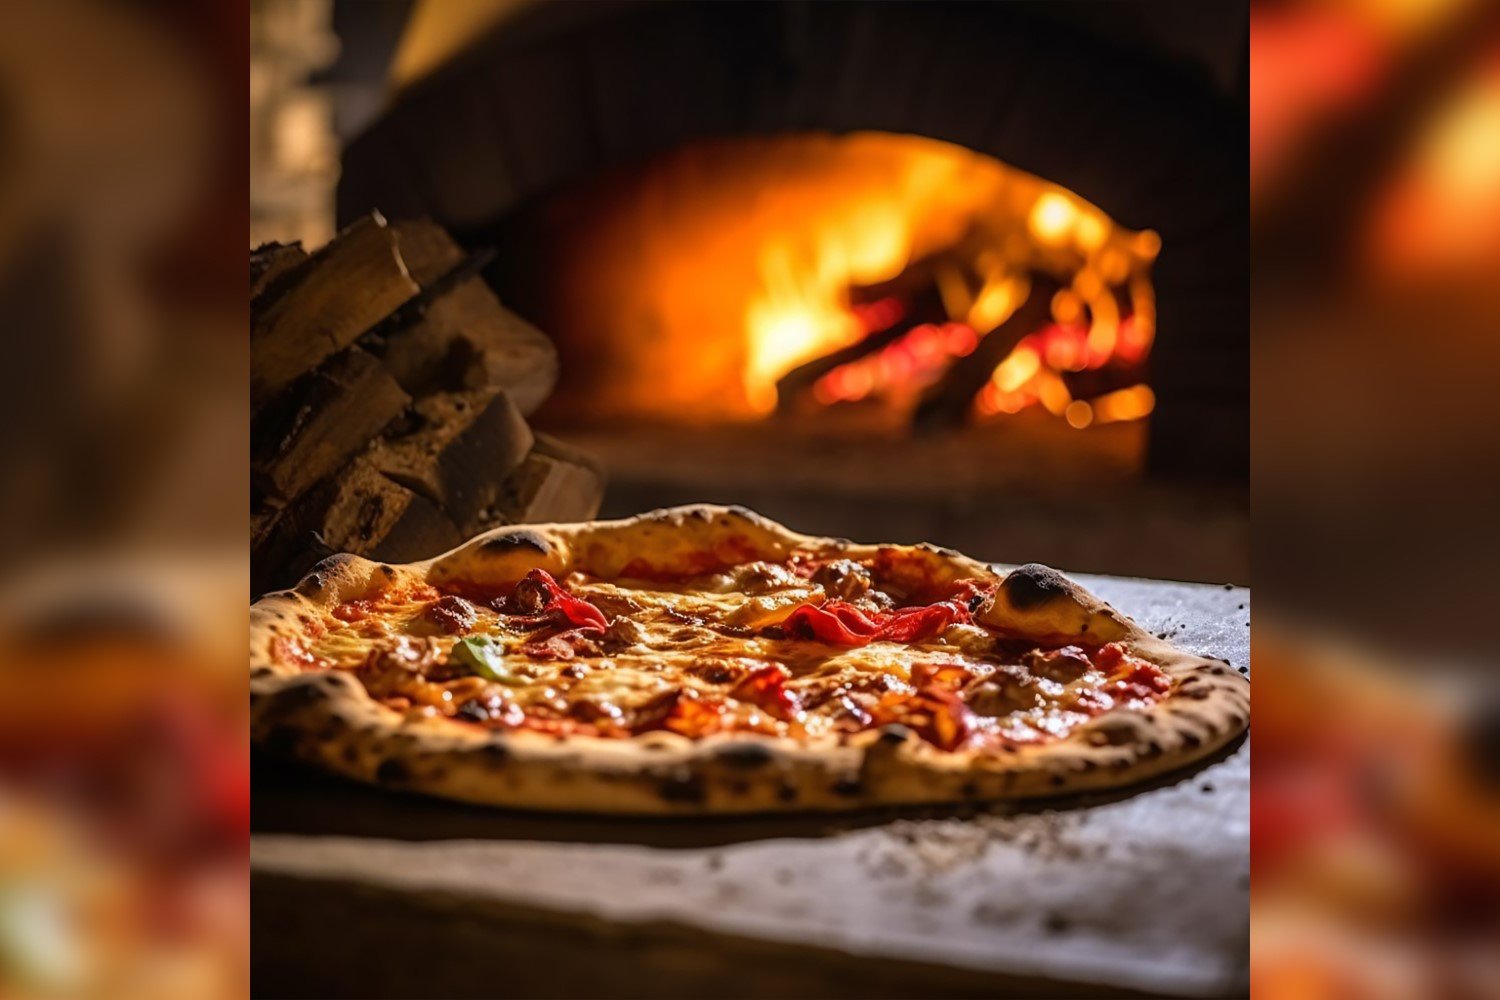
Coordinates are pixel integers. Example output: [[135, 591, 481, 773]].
[[251, 212, 604, 595]]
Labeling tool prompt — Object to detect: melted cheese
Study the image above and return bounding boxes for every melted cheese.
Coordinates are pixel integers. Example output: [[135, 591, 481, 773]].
[[300, 567, 1167, 748]]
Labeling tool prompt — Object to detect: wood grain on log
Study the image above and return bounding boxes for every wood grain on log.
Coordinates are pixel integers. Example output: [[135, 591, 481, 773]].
[[487, 433, 605, 526], [251, 213, 419, 410], [370, 389, 534, 536], [254, 458, 463, 594], [252, 347, 411, 503], [913, 275, 1060, 432], [377, 219, 558, 413]]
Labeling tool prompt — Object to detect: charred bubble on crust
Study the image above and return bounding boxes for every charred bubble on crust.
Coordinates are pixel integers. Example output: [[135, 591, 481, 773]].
[[877, 724, 913, 746], [310, 553, 351, 578], [480, 530, 551, 556], [659, 770, 707, 804], [1001, 564, 1071, 610], [295, 572, 325, 596], [832, 777, 863, 796], [714, 743, 776, 769]]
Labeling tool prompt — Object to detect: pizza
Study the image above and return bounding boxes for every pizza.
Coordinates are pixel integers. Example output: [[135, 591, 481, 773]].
[[250, 505, 1248, 813]]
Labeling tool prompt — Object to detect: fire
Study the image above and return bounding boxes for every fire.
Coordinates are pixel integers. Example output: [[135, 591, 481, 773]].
[[536, 132, 1159, 425], [738, 136, 1158, 426], [812, 321, 979, 405]]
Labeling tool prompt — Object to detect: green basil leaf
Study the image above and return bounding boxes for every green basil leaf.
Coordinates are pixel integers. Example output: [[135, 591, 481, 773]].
[[449, 636, 517, 684]]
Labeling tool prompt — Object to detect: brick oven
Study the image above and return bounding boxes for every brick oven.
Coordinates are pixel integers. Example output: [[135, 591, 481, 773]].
[[334, 1, 1247, 581]]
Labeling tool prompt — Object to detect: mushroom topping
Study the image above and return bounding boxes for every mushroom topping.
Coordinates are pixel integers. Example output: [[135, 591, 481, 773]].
[[424, 595, 479, 635], [602, 616, 647, 650], [511, 573, 549, 614], [963, 665, 1042, 717], [811, 559, 873, 601], [730, 561, 802, 595], [1025, 646, 1093, 683]]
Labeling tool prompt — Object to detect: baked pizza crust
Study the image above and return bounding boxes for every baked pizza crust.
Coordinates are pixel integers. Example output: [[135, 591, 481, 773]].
[[250, 505, 1249, 813]]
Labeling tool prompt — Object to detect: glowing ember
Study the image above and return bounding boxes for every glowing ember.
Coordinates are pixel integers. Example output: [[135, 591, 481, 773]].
[[813, 322, 981, 405], [973, 316, 1153, 421]]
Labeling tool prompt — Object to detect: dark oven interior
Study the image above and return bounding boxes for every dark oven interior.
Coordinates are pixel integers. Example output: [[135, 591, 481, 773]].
[[335, 0, 1247, 581]]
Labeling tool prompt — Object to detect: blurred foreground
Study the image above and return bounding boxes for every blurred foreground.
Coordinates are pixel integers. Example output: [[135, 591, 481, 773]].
[[3, 0, 1500, 996], [0, 1, 245, 997], [1254, 0, 1500, 996]]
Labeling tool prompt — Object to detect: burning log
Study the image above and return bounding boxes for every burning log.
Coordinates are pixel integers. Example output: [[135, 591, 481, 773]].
[[251, 212, 420, 410], [774, 284, 947, 411], [912, 275, 1061, 432], [845, 243, 981, 309], [251, 347, 411, 503], [370, 389, 534, 536]]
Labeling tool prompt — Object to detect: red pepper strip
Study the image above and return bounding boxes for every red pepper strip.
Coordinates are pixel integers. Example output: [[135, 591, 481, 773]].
[[781, 597, 971, 646], [514, 569, 608, 631], [781, 602, 876, 644], [876, 602, 969, 642]]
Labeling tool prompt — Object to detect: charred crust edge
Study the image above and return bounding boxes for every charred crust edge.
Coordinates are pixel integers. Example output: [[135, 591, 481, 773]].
[[480, 530, 551, 555], [1001, 564, 1072, 610]]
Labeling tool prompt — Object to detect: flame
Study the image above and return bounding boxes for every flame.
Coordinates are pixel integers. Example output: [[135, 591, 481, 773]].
[[743, 214, 910, 411], [1029, 193, 1081, 245], [739, 138, 991, 412], [538, 132, 1158, 423], [739, 140, 1157, 426]]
